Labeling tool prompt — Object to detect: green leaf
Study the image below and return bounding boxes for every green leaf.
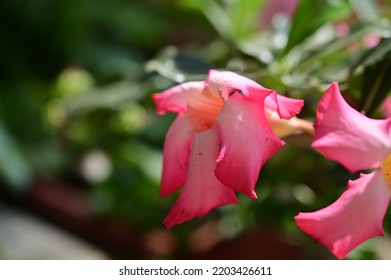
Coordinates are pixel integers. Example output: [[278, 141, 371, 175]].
[[62, 81, 148, 118], [349, 0, 379, 22], [227, 0, 266, 39], [121, 140, 162, 184], [302, 22, 382, 66], [283, 0, 351, 55], [0, 121, 33, 191], [145, 46, 211, 82], [202, 0, 232, 39], [350, 38, 391, 76], [194, 0, 266, 41], [359, 50, 391, 115], [289, 22, 386, 81]]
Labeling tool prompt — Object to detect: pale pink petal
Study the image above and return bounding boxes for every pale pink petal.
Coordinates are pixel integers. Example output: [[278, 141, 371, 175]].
[[295, 171, 391, 259], [160, 116, 194, 197], [260, 0, 298, 28], [205, 70, 275, 101], [312, 82, 391, 172], [265, 93, 304, 119], [163, 129, 238, 229], [335, 22, 350, 37], [152, 81, 211, 115], [265, 109, 314, 138], [363, 33, 380, 49], [214, 94, 284, 199]]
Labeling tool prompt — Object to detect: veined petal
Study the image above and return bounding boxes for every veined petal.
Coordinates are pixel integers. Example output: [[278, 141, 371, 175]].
[[163, 129, 238, 229], [205, 70, 275, 101], [312, 82, 391, 172], [265, 93, 304, 120], [152, 81, 221, 115], [160, 116, 194, 197], [214, 94, 284, 199], [295, 171, 391, 259]]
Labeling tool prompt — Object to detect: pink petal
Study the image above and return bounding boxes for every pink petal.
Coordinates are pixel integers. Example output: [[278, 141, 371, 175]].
[[295, 171, 391, 259], [265, 93, 304, 120], [163, 129, 238, 229], [381, 97, 391, 118], [363, 33, 380, 49], [214, 94, 284, 199], [335, 22, 350, 37], [160, 116, 194, 197], [205, 70, 275, 101], [260, 0, 298, 28], [152, 81, 213, 115], [155, 80, 225, 197], [312, 82, 391, 173]]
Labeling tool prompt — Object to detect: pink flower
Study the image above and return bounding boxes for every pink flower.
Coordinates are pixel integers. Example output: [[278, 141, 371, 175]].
[[295, 82, 391, 259], [153, 70, 305, 229]]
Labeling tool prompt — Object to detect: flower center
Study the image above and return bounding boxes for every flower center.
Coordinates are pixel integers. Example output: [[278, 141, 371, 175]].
[[382, 153, 391, 188], [186, 90, 224, 133]]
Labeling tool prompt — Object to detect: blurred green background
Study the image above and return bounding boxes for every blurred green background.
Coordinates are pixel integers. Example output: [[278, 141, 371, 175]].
[[0, 0, 391, 260]]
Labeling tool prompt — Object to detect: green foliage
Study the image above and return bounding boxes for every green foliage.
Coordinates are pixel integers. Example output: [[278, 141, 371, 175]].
[[283, 0, 351, 55], [0, 122, 33, 191]]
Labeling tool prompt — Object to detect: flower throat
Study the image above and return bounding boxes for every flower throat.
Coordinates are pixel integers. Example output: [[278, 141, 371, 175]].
[[382, 153, 391, 188]]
